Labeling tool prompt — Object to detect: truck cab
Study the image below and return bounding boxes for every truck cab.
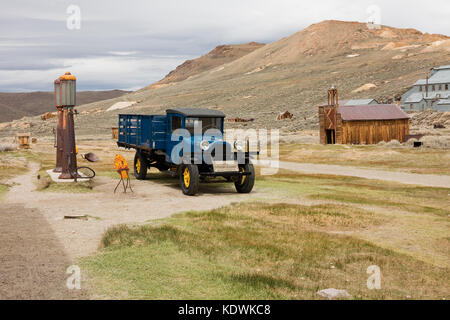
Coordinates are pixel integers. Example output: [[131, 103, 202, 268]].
[[117, 108, 257, 195]]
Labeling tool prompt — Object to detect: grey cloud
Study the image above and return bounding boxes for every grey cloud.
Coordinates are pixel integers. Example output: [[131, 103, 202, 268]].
[[0, 0, 449, 92], [0, 63, 68, 71]]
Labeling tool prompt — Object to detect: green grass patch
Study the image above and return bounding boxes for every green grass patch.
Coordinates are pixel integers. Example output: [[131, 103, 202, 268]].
[[258, 173, 450, 217], [81, 203, 449, 300], [0, 183, 8, 199]]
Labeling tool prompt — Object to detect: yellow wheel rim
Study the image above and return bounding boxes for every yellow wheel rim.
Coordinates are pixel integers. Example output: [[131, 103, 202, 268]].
[[239, 166, 246, 184], [136, 158, 141, 173], [183, 168, 190, 188]]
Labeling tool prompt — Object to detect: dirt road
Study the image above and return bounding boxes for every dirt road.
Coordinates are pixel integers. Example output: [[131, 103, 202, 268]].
[[0, 203, 88, 299], [0, 163, 87, 299], [275, 161, 450, 188]]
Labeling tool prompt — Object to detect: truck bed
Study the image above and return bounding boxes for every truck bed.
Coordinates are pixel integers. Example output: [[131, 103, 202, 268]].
[[118, 114, 167, 151]]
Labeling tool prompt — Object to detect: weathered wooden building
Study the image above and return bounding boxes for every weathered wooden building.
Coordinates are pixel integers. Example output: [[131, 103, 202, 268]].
[[319, 89, 410, 144], [16, 133, 31, 149]]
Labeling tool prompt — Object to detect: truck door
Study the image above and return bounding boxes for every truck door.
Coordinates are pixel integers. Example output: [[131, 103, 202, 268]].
[[166, 114, 184, 163]]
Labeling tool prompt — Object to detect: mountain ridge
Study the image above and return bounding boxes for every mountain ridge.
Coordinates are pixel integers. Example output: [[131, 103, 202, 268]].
[[146, 42, 265, 89], [0, 90, 130, 123], [1, 20, 449, 137]]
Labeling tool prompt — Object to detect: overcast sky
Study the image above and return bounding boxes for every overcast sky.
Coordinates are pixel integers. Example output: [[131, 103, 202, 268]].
[[0, 0, 449, 92]]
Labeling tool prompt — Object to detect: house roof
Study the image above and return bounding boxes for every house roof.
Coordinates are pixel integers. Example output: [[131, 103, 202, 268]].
[[432, 65, 450, 71], [338, 104, 409, 121], [326, 99, 377, 106], [166, 108, 225, 118], [403, 92, 450, 103], [341, 99, 377, 105], [437, 99, 450, 105], [403, 93, 426, 103], [414, 69, 450, 85]]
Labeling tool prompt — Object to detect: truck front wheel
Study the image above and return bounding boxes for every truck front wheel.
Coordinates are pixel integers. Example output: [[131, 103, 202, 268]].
[[134, 152, 148, 180], [180, 164, 199, 196], [235, 163, 255, 193]]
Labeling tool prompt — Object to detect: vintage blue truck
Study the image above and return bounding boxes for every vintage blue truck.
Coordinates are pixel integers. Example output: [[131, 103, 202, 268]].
[[117, 108, 257, 195]]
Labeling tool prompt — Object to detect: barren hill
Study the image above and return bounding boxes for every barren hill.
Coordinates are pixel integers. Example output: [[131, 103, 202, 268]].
[[0, 90, 130, 123], [147, 42, 265, 89], [220, 20, 449, 74], [1, 20, 449, 137]]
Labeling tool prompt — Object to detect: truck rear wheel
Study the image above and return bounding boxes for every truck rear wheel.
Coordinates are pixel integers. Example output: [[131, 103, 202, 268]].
[[134, 152, 148, 180], [180, 164, 199, 196], [235, 163, 255, 193]]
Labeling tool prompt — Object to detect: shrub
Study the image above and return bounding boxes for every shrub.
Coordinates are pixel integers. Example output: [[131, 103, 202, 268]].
[[420, 135, 450, 149], [385, 139, 401, 147], [0, 143, 18, 152]]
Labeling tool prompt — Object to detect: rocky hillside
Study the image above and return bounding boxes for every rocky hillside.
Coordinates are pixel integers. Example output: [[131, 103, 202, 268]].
[[1, 20, 449, 138], [146, 42, 265, 89], [0, 90, 130, 123]]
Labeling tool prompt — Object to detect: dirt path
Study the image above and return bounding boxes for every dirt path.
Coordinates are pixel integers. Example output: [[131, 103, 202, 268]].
[[275, 161, 450, 188], [0, 163, 87, 299], [4, 163, 265, 260]]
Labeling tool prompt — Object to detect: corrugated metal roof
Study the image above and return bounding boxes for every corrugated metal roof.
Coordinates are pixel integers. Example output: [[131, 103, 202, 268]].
[[404, 93, 426, 103], [338, 104, 409, 121], [437, 99, 450, 105], [433, 65, 450, 71], [414, 69, 450, 85], [325, 99, 377, 106], [403, 92, 450, 103], [342, 99, 377, 105]]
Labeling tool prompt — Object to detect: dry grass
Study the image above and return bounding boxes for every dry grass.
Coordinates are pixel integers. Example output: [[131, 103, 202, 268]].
[[256, 172, 450, 267], [258, 172, 449, 217], [82, 202, 449, 300], [35, 169, 93, 193], [0, 152, 29, 180], [278, 143, 450, 175], [0, 143, 18, 152], [419, 135, 450, 149]]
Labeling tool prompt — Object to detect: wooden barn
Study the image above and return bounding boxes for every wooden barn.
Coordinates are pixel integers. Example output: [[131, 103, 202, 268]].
[[319, 88, 410, 145]]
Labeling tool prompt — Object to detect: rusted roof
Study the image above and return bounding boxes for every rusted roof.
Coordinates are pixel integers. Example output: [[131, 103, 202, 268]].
[[338, 104, 409, 121]]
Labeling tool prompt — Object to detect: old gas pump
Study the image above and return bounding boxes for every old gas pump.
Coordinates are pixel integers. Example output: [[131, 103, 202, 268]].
[[54, 72, 77, 179]]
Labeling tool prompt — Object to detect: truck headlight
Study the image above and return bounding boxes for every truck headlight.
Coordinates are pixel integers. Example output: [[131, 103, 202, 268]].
[[234, 140, 244, 151], [200, 140, 210, 151]]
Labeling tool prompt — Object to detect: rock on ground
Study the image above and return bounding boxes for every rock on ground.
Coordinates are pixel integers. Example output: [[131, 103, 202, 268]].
[[317, 288, 351, 299]]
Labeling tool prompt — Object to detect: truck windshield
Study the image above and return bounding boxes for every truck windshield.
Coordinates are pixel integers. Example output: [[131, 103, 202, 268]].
[[186, 117, 222, 134]]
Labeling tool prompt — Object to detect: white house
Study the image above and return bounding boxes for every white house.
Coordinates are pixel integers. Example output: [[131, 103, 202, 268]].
[[401, 65, 450, 112]]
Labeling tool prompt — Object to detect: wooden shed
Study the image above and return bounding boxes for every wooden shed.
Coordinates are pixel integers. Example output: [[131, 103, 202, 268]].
[[16, 133, 31, 149], [112, 127, 119, 139], [319, 104, 410, 145]]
